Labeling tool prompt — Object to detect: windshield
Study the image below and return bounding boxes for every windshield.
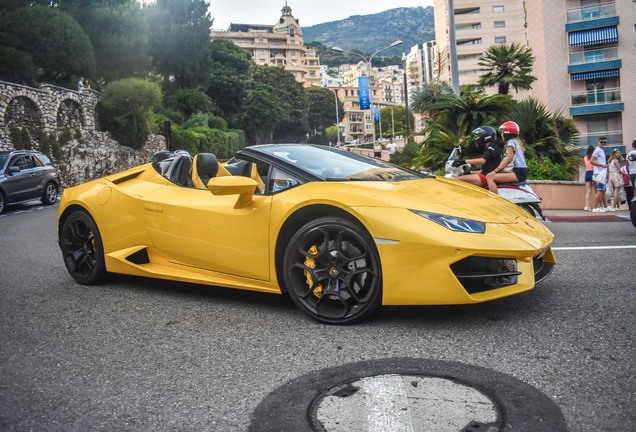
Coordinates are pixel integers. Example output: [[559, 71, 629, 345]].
[[257, 145, 427, 181]]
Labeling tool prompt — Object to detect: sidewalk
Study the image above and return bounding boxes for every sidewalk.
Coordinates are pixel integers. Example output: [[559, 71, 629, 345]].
[[542, 205, 631, 222]]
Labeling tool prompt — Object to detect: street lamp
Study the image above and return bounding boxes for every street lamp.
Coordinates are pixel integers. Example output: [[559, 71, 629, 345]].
[[402, 53, 411, 141], [332, 40, 403, 144], [313, 84, 341, 145]]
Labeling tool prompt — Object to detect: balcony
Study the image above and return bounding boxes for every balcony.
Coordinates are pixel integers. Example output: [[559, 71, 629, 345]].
[[567, 3, 616, 24], [569, 46, 618, 65], [577, 130, 623, 148], [570, 87, 623, 116]]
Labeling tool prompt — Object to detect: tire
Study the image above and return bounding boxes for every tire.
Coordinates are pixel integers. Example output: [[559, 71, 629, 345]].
[[0, 191, 5, 214], [60, 210, 107, 285], [630, 199, 636, 230], [282, 216, 382, 324], [41, 182, 58, 205]]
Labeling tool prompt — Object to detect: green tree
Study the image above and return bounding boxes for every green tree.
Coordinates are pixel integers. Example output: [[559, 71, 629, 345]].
[[100, 78, 162, 148], [252, 65, 308, 141], [378, 105, 414, 139], [241, 86, 284, 144], [478, 42, 537, 95], [410, 81, 453, 120], [147, 0, 213, 89], [0, 6, 95, 85], [208, 38, 253, 121], [71, 1, 150, 83], [431, 87, 514, 137], [508, 98, 580, 178], [305, 87, 343, 138]]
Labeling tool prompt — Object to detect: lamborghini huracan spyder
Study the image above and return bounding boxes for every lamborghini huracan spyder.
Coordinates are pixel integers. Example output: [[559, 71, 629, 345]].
[[57, 144, 555, 324]]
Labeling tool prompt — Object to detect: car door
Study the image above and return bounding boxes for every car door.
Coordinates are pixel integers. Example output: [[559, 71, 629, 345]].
[[4, 155, 39, 203], [140, 182, 273, 281]]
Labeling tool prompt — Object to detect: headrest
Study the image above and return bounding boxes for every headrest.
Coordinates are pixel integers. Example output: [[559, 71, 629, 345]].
[[196, 153, 219, 179]]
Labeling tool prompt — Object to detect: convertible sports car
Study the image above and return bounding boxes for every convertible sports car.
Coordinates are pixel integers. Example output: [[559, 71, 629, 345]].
[[57, 144, 555, 324]]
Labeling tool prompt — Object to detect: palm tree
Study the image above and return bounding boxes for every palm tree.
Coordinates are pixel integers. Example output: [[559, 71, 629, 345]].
[[410, 81, 453, 120], [430, 86, 514, 137], [508, 98, 580, 178], [478, 42, 537, 95]]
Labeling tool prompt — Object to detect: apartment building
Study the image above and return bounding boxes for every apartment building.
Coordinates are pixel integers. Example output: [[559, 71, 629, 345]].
[[433, 0, 530, 97], [210, 4, 321, 87], [324, 86, 380, 144], [527, 0, 635, 153]]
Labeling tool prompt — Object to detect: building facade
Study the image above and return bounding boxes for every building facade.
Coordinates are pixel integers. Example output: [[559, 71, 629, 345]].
[[527, 0, 634, 153], [433, 0, 530, 97], [210, 4, 321, 87]]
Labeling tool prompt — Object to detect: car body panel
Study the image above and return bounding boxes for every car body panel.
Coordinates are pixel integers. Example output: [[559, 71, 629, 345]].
[[58, 145, 555, 308]]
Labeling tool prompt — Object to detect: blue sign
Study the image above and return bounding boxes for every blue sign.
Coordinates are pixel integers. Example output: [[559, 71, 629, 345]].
[[358, 77, 370, 110], [373, 107, 380, 123]]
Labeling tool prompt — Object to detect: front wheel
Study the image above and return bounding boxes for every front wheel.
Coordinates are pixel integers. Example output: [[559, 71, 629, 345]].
[[282, 217, 382, 324], [41, 182, 58, 205], [60, 210, 107, 285]]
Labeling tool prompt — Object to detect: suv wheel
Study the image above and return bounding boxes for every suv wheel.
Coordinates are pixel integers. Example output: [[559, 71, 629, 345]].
[[41, 182, 58, 205]]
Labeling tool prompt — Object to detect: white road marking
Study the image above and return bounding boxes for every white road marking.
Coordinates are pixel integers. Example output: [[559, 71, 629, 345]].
[[553, 245, 636, 251]]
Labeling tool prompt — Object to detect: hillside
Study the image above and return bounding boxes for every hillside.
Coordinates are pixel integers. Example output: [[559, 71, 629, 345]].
[[302, 6, 435, 60]]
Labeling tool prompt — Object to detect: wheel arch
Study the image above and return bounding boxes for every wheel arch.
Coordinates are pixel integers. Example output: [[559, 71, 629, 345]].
[[57, 204, 95, 242], [274, 204, 371, 294]]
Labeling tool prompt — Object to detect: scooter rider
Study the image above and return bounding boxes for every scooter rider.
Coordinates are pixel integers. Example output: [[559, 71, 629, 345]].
[[453, 126, 501, 192], [486, 121, 528, 194]]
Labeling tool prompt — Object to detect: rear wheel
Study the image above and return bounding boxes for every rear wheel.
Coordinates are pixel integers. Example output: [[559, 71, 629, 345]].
[[282, 217, 382, 324], [0, 191, 5, 214], [60, 210, 106, 285], [41, 182, 58, 205]]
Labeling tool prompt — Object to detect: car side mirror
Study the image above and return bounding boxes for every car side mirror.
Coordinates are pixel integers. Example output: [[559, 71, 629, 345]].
[[207, 176, 258, 209], [7, 166, 19, 174]]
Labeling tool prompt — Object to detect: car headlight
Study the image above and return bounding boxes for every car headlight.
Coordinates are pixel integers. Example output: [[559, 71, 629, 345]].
[[410, 210, 485, 234]]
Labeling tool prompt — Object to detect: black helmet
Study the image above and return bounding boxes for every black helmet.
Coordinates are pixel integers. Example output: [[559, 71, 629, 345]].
[[472, 126, 497, 147]]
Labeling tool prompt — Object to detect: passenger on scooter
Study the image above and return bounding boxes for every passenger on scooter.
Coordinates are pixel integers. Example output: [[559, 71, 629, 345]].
[[485, 121, 528, 194], [453, 126, 501, 192]]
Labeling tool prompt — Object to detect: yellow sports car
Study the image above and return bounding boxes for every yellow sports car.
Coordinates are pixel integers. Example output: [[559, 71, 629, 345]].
[[57, 144, 555, 324]]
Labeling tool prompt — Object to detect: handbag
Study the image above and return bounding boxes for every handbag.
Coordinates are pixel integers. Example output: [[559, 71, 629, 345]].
[[592, 169, 606, 184]]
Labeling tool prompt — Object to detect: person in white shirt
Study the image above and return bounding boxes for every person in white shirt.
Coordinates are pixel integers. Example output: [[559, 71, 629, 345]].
[[590, 137, 609, 212], [386, 140, 397, 158], [627, 140, 636, 189]]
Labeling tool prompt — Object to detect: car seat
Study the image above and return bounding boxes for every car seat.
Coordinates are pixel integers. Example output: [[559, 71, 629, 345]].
[[192, 153, 219, 189], [168, 156, 193, 187]]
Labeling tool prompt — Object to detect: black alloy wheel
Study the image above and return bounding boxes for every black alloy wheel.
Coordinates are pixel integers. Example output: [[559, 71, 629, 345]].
[[41, 182, 58, 205], [60, 210, 106, 285], [283, 217, 382, 324], [0, 191, 5, 214]]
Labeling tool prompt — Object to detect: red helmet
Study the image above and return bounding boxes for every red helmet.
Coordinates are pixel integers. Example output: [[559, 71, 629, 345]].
[[499, 121, 520, 136]]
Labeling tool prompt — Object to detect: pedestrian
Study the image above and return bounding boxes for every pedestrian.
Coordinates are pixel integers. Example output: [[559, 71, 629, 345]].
[[627, 140, 636, 189], [582, 145, 595, 211], [373, 141, 382, 158], [83, 79, 90, 91], [607, 149, 623, 211], [590, 136, 609, 212], [77, 77, 85, 93], [386, 140, 397, 158]]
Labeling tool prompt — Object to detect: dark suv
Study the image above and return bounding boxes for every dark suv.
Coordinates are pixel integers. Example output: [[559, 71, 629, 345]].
[[0, 150, 59, 214]]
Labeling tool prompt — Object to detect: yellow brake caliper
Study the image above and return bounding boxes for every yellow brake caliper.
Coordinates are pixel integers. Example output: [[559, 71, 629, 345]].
[[304, 245, 323, 298]]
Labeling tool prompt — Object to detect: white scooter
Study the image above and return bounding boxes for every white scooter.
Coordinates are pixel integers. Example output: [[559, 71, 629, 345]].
[[444, 146, 546, 220]]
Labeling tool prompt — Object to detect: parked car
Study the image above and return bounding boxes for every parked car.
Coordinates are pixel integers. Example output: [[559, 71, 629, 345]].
[[0, 150, 59, 214], [57, 144, 555, 324]]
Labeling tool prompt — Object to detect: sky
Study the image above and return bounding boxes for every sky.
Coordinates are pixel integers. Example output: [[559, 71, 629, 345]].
[[210, 1, 435, 29]]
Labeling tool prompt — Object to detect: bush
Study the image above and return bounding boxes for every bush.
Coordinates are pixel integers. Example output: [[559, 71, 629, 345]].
[[9, 125, 31, 150], [170, 124, 243, 158], [527, 157, 575, 181]]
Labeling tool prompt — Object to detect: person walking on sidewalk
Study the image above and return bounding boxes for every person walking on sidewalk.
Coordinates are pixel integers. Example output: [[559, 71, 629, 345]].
[[583, 145, 595, 211], [590, 137, 609, 212], [607, 149, 623, 211], [628, 140, 636, 190]]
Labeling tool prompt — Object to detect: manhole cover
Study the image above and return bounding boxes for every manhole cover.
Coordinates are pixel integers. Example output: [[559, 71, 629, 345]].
[[310, 374, 501, 432], [249, 358, 567, 432]]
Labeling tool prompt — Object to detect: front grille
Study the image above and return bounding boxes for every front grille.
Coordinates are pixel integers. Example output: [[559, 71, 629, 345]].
[[451, 256, 520, 294]]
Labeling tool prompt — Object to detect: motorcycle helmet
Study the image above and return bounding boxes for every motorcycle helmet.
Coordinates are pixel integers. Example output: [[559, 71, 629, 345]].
[[499, 121, 520, 136], [472, 126, 497, 148]]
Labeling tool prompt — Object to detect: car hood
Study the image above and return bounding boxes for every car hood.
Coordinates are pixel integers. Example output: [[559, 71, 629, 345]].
[[322, 176, 531, 223]]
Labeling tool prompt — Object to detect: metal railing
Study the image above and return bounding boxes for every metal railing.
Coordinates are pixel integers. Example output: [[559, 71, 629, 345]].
[[567, 2, 616, 23], [577, 131, 623, 147], [571, 87, 621, 106], [569, 46, 618, 65]]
